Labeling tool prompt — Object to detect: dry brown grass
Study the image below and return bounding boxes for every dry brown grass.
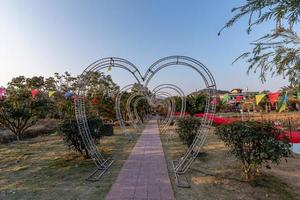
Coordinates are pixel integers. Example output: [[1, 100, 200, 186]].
[[0, 126, 143, 200], [161, 127, 300, 200]]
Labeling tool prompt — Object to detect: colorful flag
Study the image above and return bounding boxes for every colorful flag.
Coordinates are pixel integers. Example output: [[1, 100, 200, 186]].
[[278, 93, 287, 113], [297, 92, 300, 100], [235, 95, 243, 103], [0, 87, 6, 98], [92, 97, 99, 105], [65, 90, 72, 98], [221, 94, 229, 104], [48, 91, 55, 97], [268, 92, 280, 106], [255, 94, 266, 105], [31, 89, 39, 98], [211, 98, 218, 105]]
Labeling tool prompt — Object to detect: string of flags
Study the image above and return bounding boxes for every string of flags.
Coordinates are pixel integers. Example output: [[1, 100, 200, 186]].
[[219, 90, 300, 113], [0, 87, 6, 98]]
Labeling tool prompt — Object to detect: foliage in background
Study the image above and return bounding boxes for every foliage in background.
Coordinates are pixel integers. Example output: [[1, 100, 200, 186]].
[[216, 121, 291, 181], [176, 117, 202, 146], [186, 93, 207, 115], [59, 116, 103, 158], [220, 0, 300, 85]]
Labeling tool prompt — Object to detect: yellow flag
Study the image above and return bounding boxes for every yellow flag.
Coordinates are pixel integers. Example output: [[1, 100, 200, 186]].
[[255, 94, 266, 105], [278, 94, 287, 113], [48, 91, 55, 97]]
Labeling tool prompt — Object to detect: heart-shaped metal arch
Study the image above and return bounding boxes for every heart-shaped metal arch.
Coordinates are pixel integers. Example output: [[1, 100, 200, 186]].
[[74, 56, 217, 182], [121, 83, 186, 136]]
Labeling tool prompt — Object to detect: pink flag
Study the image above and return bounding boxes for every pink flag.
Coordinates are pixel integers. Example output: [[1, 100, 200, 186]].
[[0, 87, 6, 98], [268, 92, 280, 106], [31, 89, 39, 98], [211, 98, 218, 105]]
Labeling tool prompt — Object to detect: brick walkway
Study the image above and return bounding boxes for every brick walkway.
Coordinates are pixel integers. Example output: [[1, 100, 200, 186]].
[[105, 120, 175, 200]]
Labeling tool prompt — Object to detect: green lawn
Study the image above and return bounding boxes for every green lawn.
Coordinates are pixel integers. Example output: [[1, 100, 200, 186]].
[[0, 126, 142, 200]]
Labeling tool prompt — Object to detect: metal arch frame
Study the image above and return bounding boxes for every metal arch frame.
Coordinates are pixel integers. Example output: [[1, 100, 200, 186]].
[[152, 91, 176, 132], [126, 84, 186, 133], [142, 56, 217, 187], [75, 58, 142, 181], [115, 84, 138, 141], [151, 84, 186, 133], [75, 56, 216, 184]]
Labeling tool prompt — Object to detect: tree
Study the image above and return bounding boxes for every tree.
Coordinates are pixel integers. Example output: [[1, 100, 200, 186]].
[[0, 76, 50, 140], [220, 0, 300, 85]]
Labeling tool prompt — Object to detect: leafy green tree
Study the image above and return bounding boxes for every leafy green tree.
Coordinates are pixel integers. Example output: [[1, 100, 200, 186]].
[[0, 76, 50, 140], [220, 0, 300, 85]]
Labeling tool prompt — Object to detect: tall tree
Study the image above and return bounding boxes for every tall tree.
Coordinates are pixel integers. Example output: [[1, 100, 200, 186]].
[[220, 0, 300, 85]]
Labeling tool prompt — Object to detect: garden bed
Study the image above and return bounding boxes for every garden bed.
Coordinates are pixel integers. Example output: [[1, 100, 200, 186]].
[[161, 128, 300, 200]]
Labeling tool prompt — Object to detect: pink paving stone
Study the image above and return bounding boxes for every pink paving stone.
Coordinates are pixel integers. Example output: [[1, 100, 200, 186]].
[[105, 120, 175, 200]]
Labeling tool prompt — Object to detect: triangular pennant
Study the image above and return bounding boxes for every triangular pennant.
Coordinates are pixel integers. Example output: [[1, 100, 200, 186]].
[[211, 98, 218, 105], [255, 94, 266, 105], [48, 91, 55, 97], [268, 92, 280, 106], [92, 97, 99, 105], [221, 94, 229, 104], [31, 89, 39, 98], [278, 93, 287, 113], [0, 87, 6, 98], [235, 95, 243, 103], [65, 90, 72, 98]]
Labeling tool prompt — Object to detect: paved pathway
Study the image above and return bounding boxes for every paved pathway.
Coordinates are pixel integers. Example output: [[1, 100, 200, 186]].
[[106, 120, 175, 200]]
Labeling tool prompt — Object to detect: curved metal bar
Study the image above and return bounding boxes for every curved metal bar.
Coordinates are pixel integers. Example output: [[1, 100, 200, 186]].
[[151, 91, 176, 133], [75, 58, 143, 180], [142, 56, 217, 186], [115, 84, 137, 141]]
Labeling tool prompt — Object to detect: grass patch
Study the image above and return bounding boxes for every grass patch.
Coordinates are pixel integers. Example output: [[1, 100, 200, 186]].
[[0, 126, 143, 200], [161, 127, 300, 200]]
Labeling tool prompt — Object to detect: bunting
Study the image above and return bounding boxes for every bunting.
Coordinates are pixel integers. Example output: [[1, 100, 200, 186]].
[[297, 92, 300, 100], [0, 87, 6, 98], [221, 94, 229, 104], [235, 95, 243, 103], [278, 93, 287, 113], [92, 97, 99, 105], [48, 91, 55, 97], [211, 98, 218, 105], [65, 90, 72, 98], [268, 92, 280, 106], [31, 89, 39, 98], [255, 94, 266, 105]]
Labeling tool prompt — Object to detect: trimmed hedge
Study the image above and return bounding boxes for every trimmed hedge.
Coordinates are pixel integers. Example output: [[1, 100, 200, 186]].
[[216, 121, 292, 180], [176, 117, 202, 147]]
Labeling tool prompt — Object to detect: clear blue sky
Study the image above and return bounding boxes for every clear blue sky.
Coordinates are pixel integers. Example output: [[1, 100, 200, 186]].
[[0, 0, 289, 93]]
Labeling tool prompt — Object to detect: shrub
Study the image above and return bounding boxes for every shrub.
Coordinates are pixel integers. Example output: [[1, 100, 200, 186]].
[[176, 117, 202, 146], [216, 121, 292, 181], [59, 116, 103, 158], [100, 124, 114, 136]]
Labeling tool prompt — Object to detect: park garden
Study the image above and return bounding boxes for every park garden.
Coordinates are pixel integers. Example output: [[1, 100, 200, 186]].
[[0, 0, 300, 200]]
